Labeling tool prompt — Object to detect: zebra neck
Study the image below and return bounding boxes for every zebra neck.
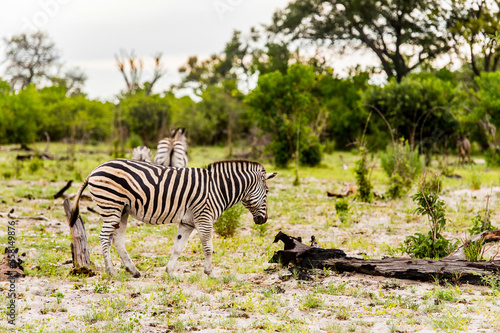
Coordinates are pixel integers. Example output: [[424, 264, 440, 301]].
[[209, 167, 255, 213]]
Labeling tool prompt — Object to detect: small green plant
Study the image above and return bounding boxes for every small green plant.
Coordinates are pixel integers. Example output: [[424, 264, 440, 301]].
[[463, 239, 485, 261], [335, 198, 350, 224], [468, 210, 494, 236], [214, 203, 245, 238], [93, 283, 110, 294], [50, 291, 65, 304], [470, 169, 482, 190], [481, 272, 500, 294], [354, 149, 373, 202], [380, 140, 423, 199], [399, 176, 458, 259]]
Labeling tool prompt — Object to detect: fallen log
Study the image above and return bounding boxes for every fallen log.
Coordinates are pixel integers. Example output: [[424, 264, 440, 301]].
[[63, 198, 92, 269], [271, 232, 500, 285]]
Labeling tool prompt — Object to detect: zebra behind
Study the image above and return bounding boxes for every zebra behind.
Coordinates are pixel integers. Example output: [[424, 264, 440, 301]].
[[153, 128, 188, 168], [69, 159, 277, 278], [131, 146, 152, 162]]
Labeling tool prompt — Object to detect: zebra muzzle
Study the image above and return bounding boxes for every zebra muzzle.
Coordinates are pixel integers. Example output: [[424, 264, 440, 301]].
[[254, 215, 267, 225]]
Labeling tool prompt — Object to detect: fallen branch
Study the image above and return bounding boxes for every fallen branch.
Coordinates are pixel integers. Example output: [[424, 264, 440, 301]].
[[271, 232, 500, 285], [0, 209, 49, 221], [53, 180, 73, 199]]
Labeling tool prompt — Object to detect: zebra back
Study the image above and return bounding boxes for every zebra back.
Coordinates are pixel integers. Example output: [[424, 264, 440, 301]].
[[131, 146, 152, 162], [153, 138, 172, 166]]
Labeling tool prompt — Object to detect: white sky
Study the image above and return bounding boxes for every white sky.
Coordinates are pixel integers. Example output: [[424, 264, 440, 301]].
[[0, 0, 295, 101]]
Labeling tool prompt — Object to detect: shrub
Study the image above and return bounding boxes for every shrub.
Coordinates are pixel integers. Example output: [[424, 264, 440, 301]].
[[28, 157, 43, 173], [399, 177, 458, 259], [126, 133, 144, 149], [381, 140, 423, 199], [214, 203, 245, 238], [300, 141, 323, 167], [354, 151, 373, 202], [335, 199, 350, 224], [486, 147, 500, 167]]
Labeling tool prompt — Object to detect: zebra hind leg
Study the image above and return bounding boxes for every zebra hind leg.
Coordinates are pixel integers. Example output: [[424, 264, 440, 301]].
[[166, 223, 194, 274], [197, 227, 216, 278], [113, 212, 141, 278], [99, 219, 119, 277]]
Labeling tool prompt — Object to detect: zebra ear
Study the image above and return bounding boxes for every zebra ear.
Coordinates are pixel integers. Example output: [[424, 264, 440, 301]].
[[265, 172, 278, 180]]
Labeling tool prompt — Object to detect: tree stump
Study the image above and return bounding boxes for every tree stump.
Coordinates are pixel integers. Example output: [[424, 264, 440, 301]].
[[63, 198, 91, 268]]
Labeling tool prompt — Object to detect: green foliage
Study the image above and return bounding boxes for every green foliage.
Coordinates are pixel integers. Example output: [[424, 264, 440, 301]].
[[246, 64, 326, 167], [485, 147, 500, 167], [363, 75, 459, 151], [214, 203, 245, 238], [380, 140, 423, 198], [463, 239, 485, 262], [335, 198, 350, 224], [28, 157, 44, 174], [468, 210, 494, 236], [354, 153, 373, 202], [299, 133, 323, 167], [126, 133, 144, 149], [400, 178, 458, 259]]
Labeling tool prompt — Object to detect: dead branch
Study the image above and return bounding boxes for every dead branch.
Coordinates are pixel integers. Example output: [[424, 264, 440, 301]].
[[53, 180, 73, 199]]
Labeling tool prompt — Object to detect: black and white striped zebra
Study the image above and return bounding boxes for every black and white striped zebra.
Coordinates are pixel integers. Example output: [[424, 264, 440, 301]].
[[153, 128, 188, 168], [131, 146, 152, 162], [69, 158, 277, 278]]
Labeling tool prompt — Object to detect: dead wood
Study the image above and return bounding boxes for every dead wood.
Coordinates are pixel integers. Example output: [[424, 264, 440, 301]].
[[63, 198, 92, 269], [53, 180, 73, 199], [0, 209, 49, 221], [0, 247, 25, 281], [271, 232, 500, 285]]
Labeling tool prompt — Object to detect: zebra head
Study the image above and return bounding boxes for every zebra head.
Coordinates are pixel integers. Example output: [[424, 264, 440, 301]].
[[242, 171, 278, 224]]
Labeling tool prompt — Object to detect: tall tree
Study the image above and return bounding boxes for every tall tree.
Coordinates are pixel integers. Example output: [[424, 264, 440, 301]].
[[3, 31, 60, 90], [270, 0, 453, 82], [449, 0, 500, 77]]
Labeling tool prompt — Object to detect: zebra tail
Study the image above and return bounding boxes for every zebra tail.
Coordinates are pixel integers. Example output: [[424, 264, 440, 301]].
[[69, 175, 90, 227]]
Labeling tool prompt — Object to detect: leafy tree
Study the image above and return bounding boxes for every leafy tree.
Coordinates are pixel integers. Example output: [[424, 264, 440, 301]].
[[363, 74, 460, 150], [449, 0, 500, 77], [3, 31, 86, 93], [117, 92, 170, 147], [246, 64, 327, 170], [3, 31, 60, 90], [270, 0, 453, 82]]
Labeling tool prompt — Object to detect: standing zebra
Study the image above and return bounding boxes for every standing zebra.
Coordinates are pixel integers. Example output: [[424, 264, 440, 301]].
[[69, 159, 277, 278], [131, 146, 152, 162], [153, 128, 188, 168]]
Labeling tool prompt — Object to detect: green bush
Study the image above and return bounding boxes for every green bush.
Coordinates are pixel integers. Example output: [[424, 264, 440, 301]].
[[126, 133, 144, 149], [28, 157, 44, 173], [486, 147, 500, 167], [335, 199, 350, 224], [300, 141, 323, 167], [354, 152, 373, 202], [381, 140, 422, 199], [214, 203, 245, 238]]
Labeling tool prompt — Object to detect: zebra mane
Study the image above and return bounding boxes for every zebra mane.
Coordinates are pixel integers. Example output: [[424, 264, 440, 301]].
[[206, 160, 265, 173]]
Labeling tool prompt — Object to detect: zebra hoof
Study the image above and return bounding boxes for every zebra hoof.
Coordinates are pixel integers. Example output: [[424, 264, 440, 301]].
[[131, 271, 141, 278]]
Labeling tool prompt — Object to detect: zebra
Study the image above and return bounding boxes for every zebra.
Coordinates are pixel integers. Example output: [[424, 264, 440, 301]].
[[131, 146, 152, 162], [69, 158, 277, 278], [153, 128, 188, 168]]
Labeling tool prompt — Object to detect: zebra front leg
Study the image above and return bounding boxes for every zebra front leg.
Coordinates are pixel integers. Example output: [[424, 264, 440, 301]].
[[166, 223, 194, 274], [197, 227, 216, 278], [113, 212, 141, 278], [99, 221, 118, 277]]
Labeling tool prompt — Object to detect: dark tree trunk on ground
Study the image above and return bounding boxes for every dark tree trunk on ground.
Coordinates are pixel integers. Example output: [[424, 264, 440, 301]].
[[271, 232, 500, 285]]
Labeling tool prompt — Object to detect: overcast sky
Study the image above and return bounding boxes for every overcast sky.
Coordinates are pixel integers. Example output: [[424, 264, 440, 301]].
[[0, 0, 292, 100]]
